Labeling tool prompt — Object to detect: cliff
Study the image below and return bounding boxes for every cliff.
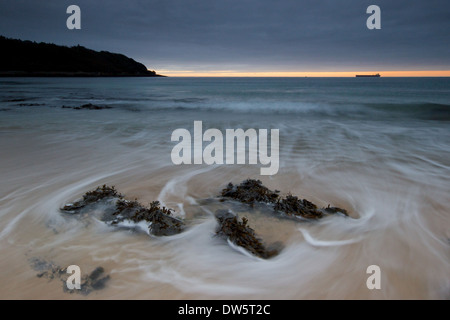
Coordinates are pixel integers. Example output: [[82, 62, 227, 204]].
[[0, 36, 163, 77]]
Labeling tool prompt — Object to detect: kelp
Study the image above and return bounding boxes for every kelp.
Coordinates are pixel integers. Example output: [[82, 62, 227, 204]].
[[61, 185, 184, 236], [111, 199, 184, 236], [215, 210, 280, 259], [221, 179, 348, 219]]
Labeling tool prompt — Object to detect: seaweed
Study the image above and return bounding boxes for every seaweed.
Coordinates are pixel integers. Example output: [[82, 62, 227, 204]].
[[61, 185, 184, 236], [59, 181, 348, 262], [215, 210, 280, 259], [29, 258, 110, 296], [221, 179, 349, 220], [221, 179, 280, 206], [274, 195, 323, 219], [112, 199, 184, 236], [30, 257, 65, 280], [76, 267, 110, 294], [61, 185, 122, 211], [323, 204, 349, 216]]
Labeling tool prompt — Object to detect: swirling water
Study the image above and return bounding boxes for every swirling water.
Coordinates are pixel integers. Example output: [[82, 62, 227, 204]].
[[0, 77, 449, 299]]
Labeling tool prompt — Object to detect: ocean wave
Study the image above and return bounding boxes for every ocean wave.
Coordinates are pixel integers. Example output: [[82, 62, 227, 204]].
[[134, 100, 450, 120], [365, 102, 450, 120]]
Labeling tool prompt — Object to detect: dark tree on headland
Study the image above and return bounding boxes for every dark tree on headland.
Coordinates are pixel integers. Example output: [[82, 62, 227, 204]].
[[0, 36, 163, 77]]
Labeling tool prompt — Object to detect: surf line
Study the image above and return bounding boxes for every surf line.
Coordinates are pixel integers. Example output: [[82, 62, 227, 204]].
[[171, 121, 279, 175]]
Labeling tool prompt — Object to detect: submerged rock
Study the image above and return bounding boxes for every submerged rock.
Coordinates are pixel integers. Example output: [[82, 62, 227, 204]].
[[111, 200, 185, 236], [75, 267, 110, 294], [3, 98, 27, 102], [221, 179, 349, 220], [16, 103, 45, 106], [215, 210, 280, 259], [61, 185, 185, 236], [29, 258, 110, 296], [30, 257, 65, 280], [62, 103, 112, 110]]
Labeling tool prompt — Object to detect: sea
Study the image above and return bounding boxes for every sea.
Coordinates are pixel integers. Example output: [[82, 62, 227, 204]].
[[0, 77, 449, 299]]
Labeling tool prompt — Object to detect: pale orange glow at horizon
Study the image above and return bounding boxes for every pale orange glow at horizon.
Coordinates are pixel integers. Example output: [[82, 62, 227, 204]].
[[157, 70, 450, 77]]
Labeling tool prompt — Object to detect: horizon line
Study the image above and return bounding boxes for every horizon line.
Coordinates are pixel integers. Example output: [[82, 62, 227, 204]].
[[154, 70, 450, 77]]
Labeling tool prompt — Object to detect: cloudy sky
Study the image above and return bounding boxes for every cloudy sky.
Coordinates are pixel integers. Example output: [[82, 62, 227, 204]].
[[0, 0, 449, 76]]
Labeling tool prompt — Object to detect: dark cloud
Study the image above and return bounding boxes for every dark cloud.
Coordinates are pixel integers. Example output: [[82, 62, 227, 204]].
[[0, 0, 449, 71]]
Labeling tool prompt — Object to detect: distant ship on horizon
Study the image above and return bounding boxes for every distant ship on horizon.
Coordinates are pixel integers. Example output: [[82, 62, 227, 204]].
[[356, 73, 381, 77]]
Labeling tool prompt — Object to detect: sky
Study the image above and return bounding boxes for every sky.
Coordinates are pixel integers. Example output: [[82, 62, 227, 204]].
[[0, 0, 449, 76]]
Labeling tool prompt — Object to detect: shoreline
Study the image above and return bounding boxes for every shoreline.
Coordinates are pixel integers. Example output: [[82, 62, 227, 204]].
[[0, 77, 448, 299]]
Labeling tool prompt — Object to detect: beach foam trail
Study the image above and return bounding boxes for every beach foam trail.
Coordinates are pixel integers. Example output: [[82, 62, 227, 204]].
[[0, 77, 448, 299]]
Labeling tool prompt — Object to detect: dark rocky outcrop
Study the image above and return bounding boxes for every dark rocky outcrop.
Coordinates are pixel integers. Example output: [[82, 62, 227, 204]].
[[16, 103, 45, 107], [61, 185, 121, 212], [221, 179, 349, 220], [221, 179, 280, 206], [323, 204, 349, 216], [215, 210, 280, 259], [62, 103, 112, 110], [0, 36, 163, 77], [61, 185, 184, 236], [274, 195, 324, 219], [110, 199, 184, 236], [60, 181, 348, 261]]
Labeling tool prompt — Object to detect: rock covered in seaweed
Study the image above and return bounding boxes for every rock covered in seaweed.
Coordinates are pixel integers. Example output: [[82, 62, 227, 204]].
[[274, 195, 323, 219], [111, 200, 184, 236], [323, 204, 349, 216], [221, 179, 280, 206], [221, 179, 349, 220], [215, 210, 280, 259], [61, 185, 184, 236], [61, 185, 121, 211]]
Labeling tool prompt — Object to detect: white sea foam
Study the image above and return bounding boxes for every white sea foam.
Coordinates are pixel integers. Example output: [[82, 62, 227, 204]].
[[298, 228, 362, 247], [0, 77, 448, 299]]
